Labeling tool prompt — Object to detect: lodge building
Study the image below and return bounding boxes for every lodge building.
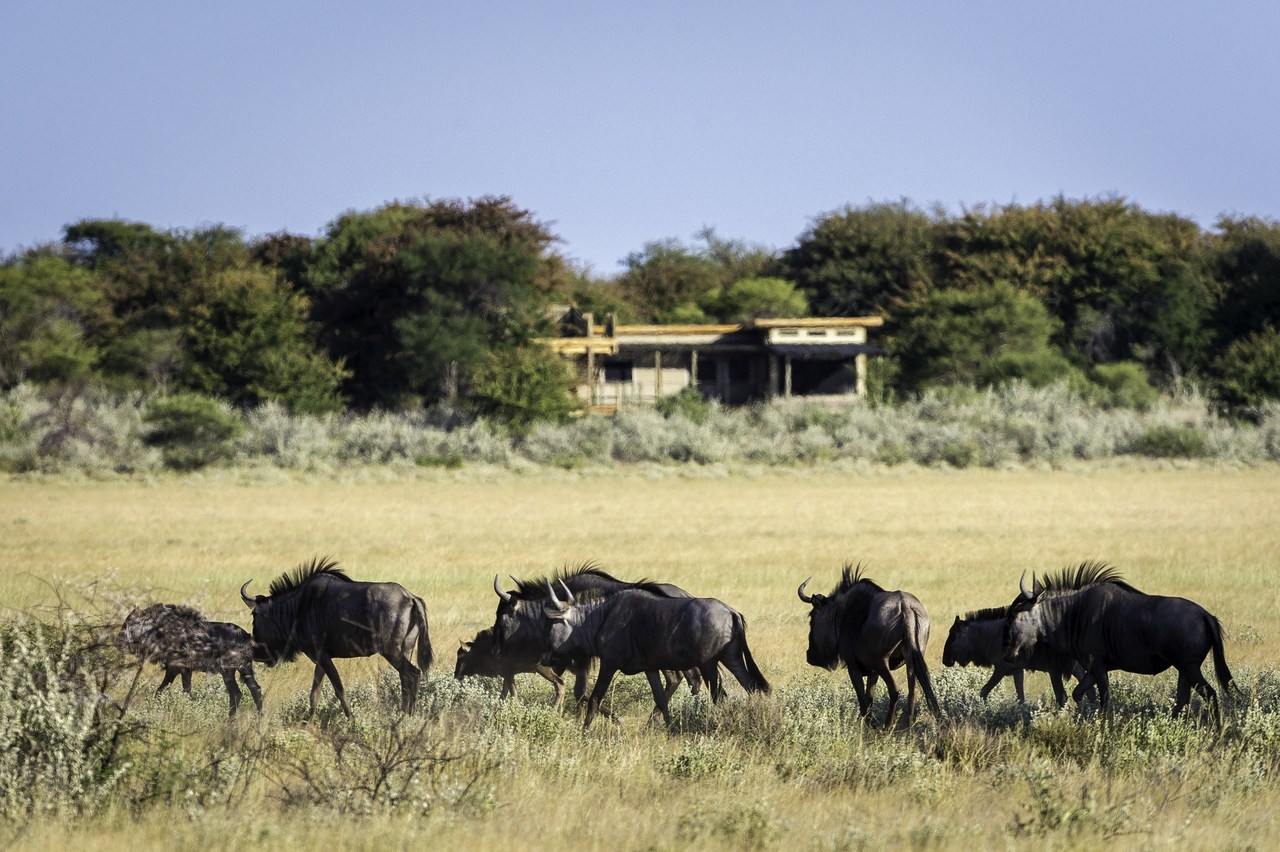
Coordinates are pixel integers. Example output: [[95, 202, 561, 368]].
[[541, 310, 884, 412]]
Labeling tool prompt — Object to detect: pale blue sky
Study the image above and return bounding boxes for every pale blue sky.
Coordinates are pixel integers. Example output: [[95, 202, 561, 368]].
[[3, 2, 1277, 274]]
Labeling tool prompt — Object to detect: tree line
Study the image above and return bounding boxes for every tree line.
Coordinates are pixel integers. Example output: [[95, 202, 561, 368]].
[[3, 194, 1279, 426]]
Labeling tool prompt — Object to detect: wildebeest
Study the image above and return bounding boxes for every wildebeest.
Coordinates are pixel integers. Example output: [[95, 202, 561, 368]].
[[943, 563, 1111, 707], [542, 581, 769, 729], [1003, 566, 1235, 724], [240, 557, 432, 718], [797, 564, 941, 725], [455, 627, 566, 709], [120, 603, 263, 717], [491, 564, 701, 714], [943, 608, 1089, 707]]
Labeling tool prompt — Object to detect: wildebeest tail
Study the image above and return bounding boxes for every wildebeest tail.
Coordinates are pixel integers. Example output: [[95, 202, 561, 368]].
[[1208, 614, 1234, 694], [903, 604, 942, 717], [733, 612, 770, 694], [413, 595, 433, 672]]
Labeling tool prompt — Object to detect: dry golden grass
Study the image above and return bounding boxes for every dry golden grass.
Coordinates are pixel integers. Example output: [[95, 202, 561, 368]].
[[3, 466, 1278, 849]]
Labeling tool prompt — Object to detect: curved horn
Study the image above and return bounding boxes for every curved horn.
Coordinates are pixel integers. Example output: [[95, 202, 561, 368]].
[[797, 577, 814, 604], [1019, 571, 1033, 600], [240, 581, 256, 609], [493, 574, 512, 603], [1032, 573, 1043, 596], [557, 579, 575, 604], [545, 579, 562, 607]]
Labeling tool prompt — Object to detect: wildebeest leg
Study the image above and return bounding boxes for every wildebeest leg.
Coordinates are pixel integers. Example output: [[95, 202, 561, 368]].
[[1189, 674, 1220, 727], [584, 665, 618, 730], [240, 669, 264, 712], [978, 669, 1004, 703], [699, 662, 723, 703], [307, 663, 327, 719], [383, 652, 421, 714], [1047, 669, 1068, 708], [500, 675, 517, 700], [646, 671, 672, 725], [181, 669, 193, 694], [1091, 669, 1110, 711], [1173, 672, 1193, 718], [1013, 669, 1027, 704], [221, 671, 242, 718], [877, 669, 900, 727], [535, 664, 565, 711], [311, 655, 353, 718], [847, 669, 873, 719], [684, 667, 704, 696], [156, 666, 181, 696], [660, 670, 683, 706]]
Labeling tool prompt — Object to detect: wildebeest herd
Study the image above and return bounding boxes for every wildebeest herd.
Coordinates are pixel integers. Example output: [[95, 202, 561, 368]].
[[121, 557, 1237, 727]]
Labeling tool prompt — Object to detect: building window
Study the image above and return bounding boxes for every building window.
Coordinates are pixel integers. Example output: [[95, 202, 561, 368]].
[[604, 360, 633, 382]]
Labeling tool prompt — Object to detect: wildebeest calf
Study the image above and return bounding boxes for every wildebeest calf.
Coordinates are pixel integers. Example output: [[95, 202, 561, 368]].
[[943, 607, 1091, 707], [120, 604, 264, 717], [455, 627, 567, 709]]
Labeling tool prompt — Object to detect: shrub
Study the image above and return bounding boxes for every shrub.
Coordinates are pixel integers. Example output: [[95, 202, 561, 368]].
[[656, 387, 714, 425], [467, 346, 581, 437], [1128, 425, 1208, 459], [143, 393, 244, 470], [1088, 361, 1159, 411], [0, 621, 131, 823]]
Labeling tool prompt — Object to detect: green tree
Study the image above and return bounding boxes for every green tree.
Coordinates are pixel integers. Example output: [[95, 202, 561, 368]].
[[181, 266, 347, 413], [64, 219, 344, 409], [782, 200, 940, 317], [1210, 215, 1280, 343], [889, 281, 1070, 392], [699, 277, 808, 323], [0, 254, 104, 388], [615, 239, 723, 323], [468, 345, 581, 435], [304, 197, 558, 409], [1213, 325, 1280, 413], [938, 197, 1214, 379]]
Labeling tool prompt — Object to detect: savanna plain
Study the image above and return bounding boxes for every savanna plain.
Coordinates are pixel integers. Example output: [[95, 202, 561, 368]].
[[3, 466, 1279, 850]]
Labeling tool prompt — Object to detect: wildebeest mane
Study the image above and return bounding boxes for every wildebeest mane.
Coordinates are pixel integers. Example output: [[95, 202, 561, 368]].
[[511, 561, 622, 598], [1039, 561, 1141, 594], [833, 562, 884, 596], [268, 556, 353, 596], [959, 605, 1008, 623]]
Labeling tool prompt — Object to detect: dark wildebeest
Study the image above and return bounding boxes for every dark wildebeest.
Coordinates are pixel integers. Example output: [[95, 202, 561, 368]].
[[943, 608, 1089, 707], [491, 564, 701, 714], [240, 557, 432, 718], [455, 627, 566, 710], [120, 603, 263, 717], [1003, 566, 1235, 724], [542, 581, 770, 729], [943, 563, 1111, 707], [797, 564, 941, 726]]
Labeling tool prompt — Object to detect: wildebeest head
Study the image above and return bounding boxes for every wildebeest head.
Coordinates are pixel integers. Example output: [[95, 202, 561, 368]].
[[491, 574, 528, 653], [796, 577, 842, 670], [1002, 572, 1046, 665], [942, 617, 967, 667], [240, 579, 293, 665], [455, 639, 475, 679]]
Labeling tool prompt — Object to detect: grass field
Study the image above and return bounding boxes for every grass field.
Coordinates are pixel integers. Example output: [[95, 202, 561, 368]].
[[3, 466, 1279, 849]]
